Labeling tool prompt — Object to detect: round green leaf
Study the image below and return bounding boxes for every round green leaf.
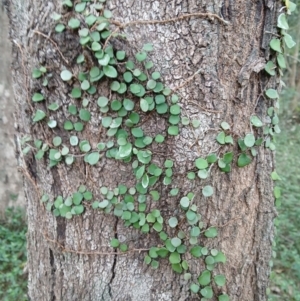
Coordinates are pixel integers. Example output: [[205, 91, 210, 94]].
[[79, 109, 91, 121], [87, 152, 100, 165], [237, 153, 252, 167], [204, 227, 218, 238], [103, 65, 118, 78], [250, 116, 263, 127], [244, 133, 255, 147], [198, 270, 211, 286], [168, 217, 178, 228], [60, 70, 72, 81], [202, 185, 213, 197], [214, 274, 226, 287]]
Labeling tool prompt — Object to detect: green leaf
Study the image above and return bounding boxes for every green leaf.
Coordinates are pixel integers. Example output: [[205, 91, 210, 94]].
[[214, 274, 226, 286], [53, 136, 62, 147], [250, 116, 263, 127], [274, 186, 281, 198], [136, 52, 147, 62], [119, 143, 132, 158], [168, 217, 178, 228], [180, 197, 190, 209], [195, 158, 208, 169], [266, 88, 279, 99], [169, 252, 181, 264], [221, 121, 230, 130], [202, 185, 213, 197], [60, 70, 72, 81], [47, 120, 57, 128], [271, 170, 281, 181], [140, 98, 149, 112], [223, 152, 233, 164], [171, 237, 182, 248], [79, 109, 91, 121], [216, 131, 225, 144], [264, 61, 276, 76], [277, 13, 289, 29], [103, 65, 118, 78], [214, 251, 227, 263], [270, 38, 282, 53], [198, 270, 211, 286], [283, 33, 296, 48], [277, 53, 286, 69], [68, 18, 80, 29], [55, 23, 65, 32], [204, 227, 218, 238], [206, 153, 218, 163], [244, 133, 255, 147], [33, 110, 46, 122], [32, 93, 44, 102], [110, 238, 119, 248], [218, 294, 230, 301], [75, 2, 86, 12], [225, 135, 234, 144], [190, 246, 202, 258], [87, 152, 100, 165], [200, 286, 213, 299], [168, 126, 179, 136], [190, 284, 199, 294], [237, 153, 252, 167]]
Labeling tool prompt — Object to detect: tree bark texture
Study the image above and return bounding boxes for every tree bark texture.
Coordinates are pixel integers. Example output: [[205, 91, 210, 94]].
[[8, 0, 278, 300]]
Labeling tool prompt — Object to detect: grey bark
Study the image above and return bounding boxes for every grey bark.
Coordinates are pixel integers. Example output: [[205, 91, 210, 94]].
[[7, 0, 278, 300]]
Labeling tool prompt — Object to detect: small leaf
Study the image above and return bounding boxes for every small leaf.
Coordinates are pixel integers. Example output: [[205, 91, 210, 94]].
[[264, 61, 276, 76], [60, 70, 73, 81], [204, 227, 218, 238], [237, 153, 252, 167], [32, 93, 44, 102], [277, 53, 286, 69], [68, 18, 80, 29], [283, 33, 296, 48], [140, 98, 149, 112], [33, 110, 46, 122], [216, 131, 225, 144], [244, 133, 255, 147], [218, 294, 230, 301], [79, 109, 91, 121], [110, 238, 119, 248], [195, 158, 208, 169], [103, 65, 118, 78], [221, 121, 230, 130], [202, 185, 213, 197], [265, 88, 279, 99], [277, 13, 289, 30], [190, 284, 200, 294], [251, 116, 263, 127], [214, 274, 226, 286], [274, 186, 281, 198], [198, 270, 211, 286], [87, 152, 100, 165], [169, 252, 181, 264], [48, 103, 59, 111], [269, 38, 282, 53], [168, 217, 178, 228]]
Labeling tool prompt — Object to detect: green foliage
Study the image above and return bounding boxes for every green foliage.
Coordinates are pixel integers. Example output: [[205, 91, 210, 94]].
[[0, 208, 28, 301], [24, 0, 299, 299], [268, 120, 300, 301]]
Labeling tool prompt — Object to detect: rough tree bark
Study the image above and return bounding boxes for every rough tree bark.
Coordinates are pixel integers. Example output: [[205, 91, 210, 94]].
[[7, 0, 278, 300]]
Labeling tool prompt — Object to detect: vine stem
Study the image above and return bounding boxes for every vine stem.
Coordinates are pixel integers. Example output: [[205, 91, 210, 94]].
[[110, 12, 230, 28], [42, 232, 150, 255]]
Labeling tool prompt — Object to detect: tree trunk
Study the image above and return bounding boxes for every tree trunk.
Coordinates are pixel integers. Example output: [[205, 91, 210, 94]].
[[7, 0, 278, 300]]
